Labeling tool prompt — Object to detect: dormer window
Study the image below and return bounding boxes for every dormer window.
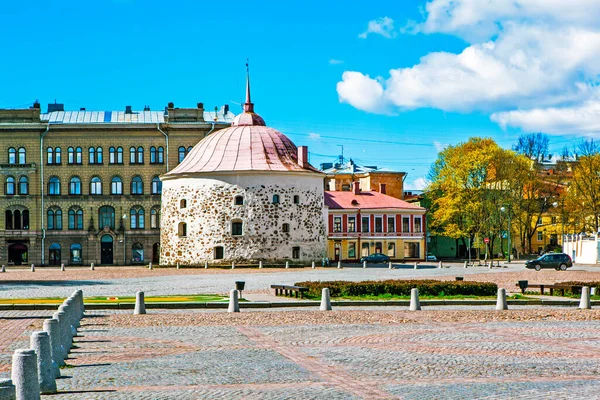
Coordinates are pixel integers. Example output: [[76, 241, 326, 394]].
[[234, 195, 244, 205], [272, 194, 280, 204]]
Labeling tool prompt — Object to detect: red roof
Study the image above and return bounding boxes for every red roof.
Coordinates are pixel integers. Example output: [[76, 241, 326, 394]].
[[324, 191, 425, 211]]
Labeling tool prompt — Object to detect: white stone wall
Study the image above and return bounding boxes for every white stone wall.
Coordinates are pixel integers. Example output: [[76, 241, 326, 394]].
[[160, 172, 327, 265]]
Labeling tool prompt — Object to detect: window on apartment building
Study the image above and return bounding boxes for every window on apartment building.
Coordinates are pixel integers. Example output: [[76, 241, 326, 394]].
[[130, 207, 145, 229], [5, 209, 28, 230], [131, 176, 143, 195], [90, 177, 102, 195], [157, 147, 164, 164], [150, 207, 160, 229], [361, 216, 370, 232], [96, 147, 103, 163], [69, 177, 81, 195], [333, 216, 342, 233], [130, 147, 136, 164], [5, 176, 15, 195], [282, 223, 290, 233], [414, 217, 422, 233], [75, 147, 82, 164], [348, 216, 356, 232], [150, 147, 164, 164], [348, 242, 356, 258], [89, 147, 95, 163], [47, 148, 53, 164], [18, 177, 28, 195], [137, 147, 144, 164], [536, 217, 542, 226], [537, 231, 543, 241], [68, 147, 74, 164], [17, 148, 26, 164], [292, 246, 300, 259], [111, 177, 123, 195], [388, 243, 396, 257], [150, 147, 157, 164], [48, 177, 61, 195], [375, 242, 382, 253], [187, 146, 193, 154], [551, 216, 557, 224], [98, 206, 115, 229], [387, 217, 395, 233], [231, 221, 243, 236], [8, 148, 16, 164], [151, 177, 162, 194], [375, 216, 383, 233], [402, 217, 410, 232], [47, 207, 63, 230], [68, 207, 83, 230], [178, 146, 186, 163], [110, 147, 124, 164], [342, 184, 350, 191], [361, 243, 370, 257]]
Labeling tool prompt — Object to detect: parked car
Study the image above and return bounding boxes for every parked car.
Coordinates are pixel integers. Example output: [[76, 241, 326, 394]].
[[426, 253, 438, 261], [360, 253, 390, 264], [525, 253, 572, 271]]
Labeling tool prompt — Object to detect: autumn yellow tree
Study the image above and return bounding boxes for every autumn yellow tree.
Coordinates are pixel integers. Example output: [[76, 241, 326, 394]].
[[566, 153, 600, 233]]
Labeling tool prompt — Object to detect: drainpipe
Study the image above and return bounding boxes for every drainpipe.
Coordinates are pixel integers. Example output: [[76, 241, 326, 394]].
[[40, 124, 50, 266], [156, 123, 169, 171]]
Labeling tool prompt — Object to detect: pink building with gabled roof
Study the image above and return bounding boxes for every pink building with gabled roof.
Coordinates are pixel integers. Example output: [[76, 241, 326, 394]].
[[159, 72, 327, 265], [325, 182, 426, 262]]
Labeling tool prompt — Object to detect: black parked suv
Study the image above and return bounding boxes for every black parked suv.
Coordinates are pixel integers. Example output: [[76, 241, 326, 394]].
[[525, 253, 573, 271]]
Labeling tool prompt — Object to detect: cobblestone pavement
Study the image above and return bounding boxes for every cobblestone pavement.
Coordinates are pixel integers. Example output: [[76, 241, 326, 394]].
[[1, 262, 600, 299], [2, 309, 600, 399]]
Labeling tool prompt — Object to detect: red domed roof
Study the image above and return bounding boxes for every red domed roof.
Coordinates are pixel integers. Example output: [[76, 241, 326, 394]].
[[164, 71, 321, 177]]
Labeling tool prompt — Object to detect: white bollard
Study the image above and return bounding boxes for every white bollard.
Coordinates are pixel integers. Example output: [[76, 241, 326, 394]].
[[464, 261, 468, 269], [579, 286, 591, 309], [148, 262, 152, 270], [0, 379, 15, 399], [231, 262, 235, 270], [60, 264, 65, 272], [259, 261, 263, 269], [43, 319, 64, 370], [320, 288, 332, 311], [591, 287, 597, 296], [438, 261, 443, 269], [388, 261, 393, 269], [337, 261, 342, 269], [363, 260, 367, 269], [90, 263, 94, 271], [31, 264, 35, 272], [228, 289, 240, 313], [311, 261, 314, 269], [496, 288, 508, 310], [134, 291, 146, 314], [1, 265, 5, 273], [409, 288, 421, 311], [30, 332, 56, 394], [11, 349, 40, 400], [204, 261, 208, 269], [413, 262, 418, 270], [285, 261, 289, 269], [176, 262, 180, 269]]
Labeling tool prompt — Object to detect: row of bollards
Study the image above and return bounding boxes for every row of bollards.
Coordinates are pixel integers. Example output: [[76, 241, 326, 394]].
[[6, 290, 84, 399]]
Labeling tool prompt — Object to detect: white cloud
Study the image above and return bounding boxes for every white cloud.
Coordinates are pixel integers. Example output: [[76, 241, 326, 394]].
[[338, 0, 600, 135], [433, 141, 447, 152], [359, 17, 396, 39], [308, 132, 321, 140], [329, 59, 344, 65], [409, 177, 429, 190]]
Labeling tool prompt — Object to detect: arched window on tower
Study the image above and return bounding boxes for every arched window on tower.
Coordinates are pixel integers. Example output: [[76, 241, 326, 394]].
[[178, 222, 187, 237]]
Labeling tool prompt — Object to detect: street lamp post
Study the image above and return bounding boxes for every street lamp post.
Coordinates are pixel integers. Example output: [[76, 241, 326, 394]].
[[553, 201, 565, 248], [500, 206, 511, 263], [122, 214, 127, 265]]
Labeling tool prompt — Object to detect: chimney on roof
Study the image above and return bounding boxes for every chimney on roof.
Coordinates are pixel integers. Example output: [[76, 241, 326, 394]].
[[125, 105, 133, 114], [197, 102, 204, 109], [143, 105, 150, 111], [379, 183, 387, 195], [47, 103, 64, 113], [32, 101, 40, 109], [168, 102, 174, 109], [80, 107, 86, 111], [353, 181, 360, 195], [224, 104, 229, 114], [298, 146, 309, 169]]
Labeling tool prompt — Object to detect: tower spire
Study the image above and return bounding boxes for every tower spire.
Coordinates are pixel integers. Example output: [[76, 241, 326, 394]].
[[244, 59, 254, 113]]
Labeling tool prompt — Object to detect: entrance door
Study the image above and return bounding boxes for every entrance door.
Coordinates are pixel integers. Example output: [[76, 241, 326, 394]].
[[49, 243, 61, 266], [8, 243, 28, 265], [334, 242, 341, 261], [101, 235, 113, 265]]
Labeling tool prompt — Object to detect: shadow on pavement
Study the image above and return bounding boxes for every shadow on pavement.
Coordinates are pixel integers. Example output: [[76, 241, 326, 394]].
[[0, 280, 112, 289]]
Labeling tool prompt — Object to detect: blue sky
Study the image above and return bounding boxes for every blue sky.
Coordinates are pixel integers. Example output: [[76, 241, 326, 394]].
[[2, 0, 598, 189]]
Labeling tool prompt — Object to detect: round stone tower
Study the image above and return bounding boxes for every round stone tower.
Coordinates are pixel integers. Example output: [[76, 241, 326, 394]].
[[159, 73, 326, 265]]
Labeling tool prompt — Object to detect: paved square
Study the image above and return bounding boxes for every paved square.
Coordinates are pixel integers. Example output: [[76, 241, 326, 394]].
[[2, 308, 600, 399]]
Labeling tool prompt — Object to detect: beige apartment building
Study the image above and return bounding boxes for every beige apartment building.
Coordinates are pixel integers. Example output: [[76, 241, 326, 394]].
[[0, 101, 232, 266]]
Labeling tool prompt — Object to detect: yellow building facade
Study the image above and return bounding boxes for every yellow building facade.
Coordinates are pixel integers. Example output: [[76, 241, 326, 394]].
[[0, 102, 232, 266]]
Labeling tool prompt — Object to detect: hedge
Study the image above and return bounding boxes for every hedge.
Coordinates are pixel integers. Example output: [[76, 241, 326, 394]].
[[294, 279, 498, 298]]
